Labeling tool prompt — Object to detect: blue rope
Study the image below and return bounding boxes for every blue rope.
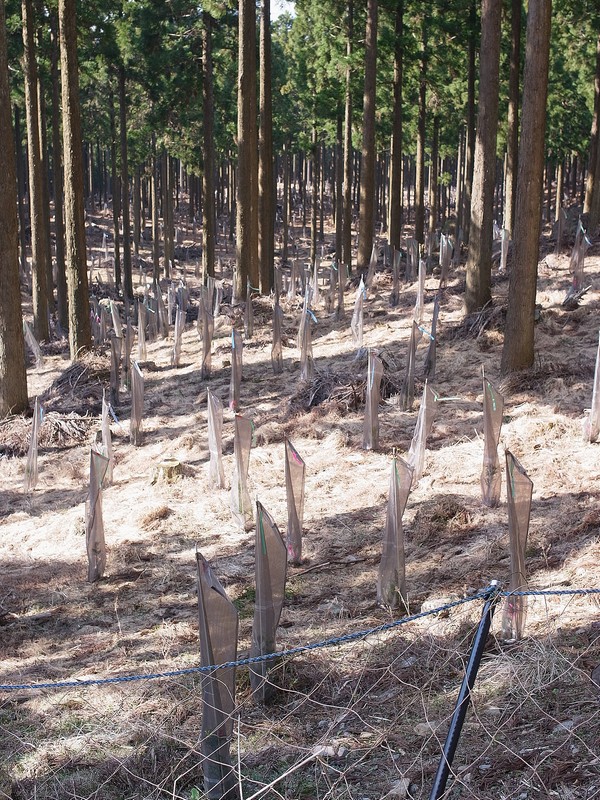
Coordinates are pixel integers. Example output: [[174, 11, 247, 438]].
[[0, 587, 596, 693], [0, 592, 487, 693]]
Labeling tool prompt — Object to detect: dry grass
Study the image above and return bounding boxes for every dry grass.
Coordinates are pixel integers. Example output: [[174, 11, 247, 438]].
[[1, 210, 599, 799]]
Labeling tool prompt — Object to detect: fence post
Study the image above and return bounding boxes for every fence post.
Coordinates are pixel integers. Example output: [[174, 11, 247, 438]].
[[429, 581, 501, 800]]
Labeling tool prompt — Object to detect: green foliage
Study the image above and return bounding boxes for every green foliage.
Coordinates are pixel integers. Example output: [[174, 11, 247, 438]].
[[3, 0, 599, 185]]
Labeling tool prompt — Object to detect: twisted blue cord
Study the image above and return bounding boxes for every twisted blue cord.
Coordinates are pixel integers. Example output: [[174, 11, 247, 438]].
[[0, 587, 596, 693]]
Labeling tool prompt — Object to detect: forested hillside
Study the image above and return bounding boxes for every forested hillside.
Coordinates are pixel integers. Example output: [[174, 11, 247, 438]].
[[0, 1, 599, 799]]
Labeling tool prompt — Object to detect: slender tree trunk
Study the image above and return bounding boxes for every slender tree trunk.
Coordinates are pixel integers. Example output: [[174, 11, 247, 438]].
[[0, 0, 28, 416], [151, 135, 160, 283], [310, 126, 319, 267], [501, 0, 552, 373], [319, 143, 325, 241], [428, 116, 440, 236], [388, 0, 403, 251], [545, 158, 552, 222], [555, 158, 563, 222], [464, 0, 502, 314], [22, 0, 49, 340], [37, 62, 55, 314], [14, 105, 28, 280], [283, 140, 290, 262], [133, 165, 140, 257], [58, 0, 91, 358], [584, 33, 600, 216], [504, 0, 521, 233], [335, 113, 343, 262], [414, 20, 427, 245], [258, 0, 274, 293], [50, 14, 68, 332], [463, 0, 477, 244], [119, 65, 133, 300], [456, 128, 464, 231], [162, 151, 173, 278], [342, 0, 353, 272], [109, 90, 121, 289], [202, 11, 216, 278], [235, 0, 258, 299], [356, 0, 378, 274]]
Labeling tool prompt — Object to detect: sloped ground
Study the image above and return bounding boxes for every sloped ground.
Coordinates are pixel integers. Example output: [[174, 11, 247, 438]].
[[0, 212, 598, 800]]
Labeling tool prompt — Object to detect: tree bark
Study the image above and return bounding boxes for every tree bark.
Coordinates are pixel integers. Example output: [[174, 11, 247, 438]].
[[133, 165, 140, 257], [202, 11, 216, 278], [36, 54, 55, 314], [464, 0, 502, 314], [356, 0, 378, 274], [119, 65, 133, 301], [342, 0, 353, 272], [50, 14, 68, 332], [504, 0, 521, 234], [501, 0, 552, 373], [428, 116, 440, 236], [555, 158, 563, 222], [22, 0, 49, 340], [414, 20, 427, 245], [258, 0, 274, 293], [462, 0, 477, 244], [335, 113, 343, 262], [235, 0, 258, 299], [14, 105, 28, 280], [109, 90, 121, 289], [0, 0, 28, 417], [584, 32, 600, 216], [283, 140, 290, 262], [151, 135, 160, 283], [310, 126, 319, 267], [388, 0, 404, 251], [58, 0, 91, 358]]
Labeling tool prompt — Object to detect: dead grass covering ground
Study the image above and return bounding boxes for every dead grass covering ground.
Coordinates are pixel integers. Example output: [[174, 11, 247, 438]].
[[0, 212, 599, 799]]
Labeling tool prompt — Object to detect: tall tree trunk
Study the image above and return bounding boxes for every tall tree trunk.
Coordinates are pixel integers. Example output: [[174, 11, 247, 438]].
[[335, 113, 343, 262], [109, 90, 121, 289], [202, 11, 216, 278], [119, 65, 133, 301], [133, 165, 140, 257], [464, 0, 502, 314], [456, 127, 464, 231], [0, 0, 28, 417], [151, 135, 160, 283], [319, 143, 325, 241], [501, 0, 552, 373], [555, 158, 564, 222], [37, 59, 55, 314], [504, 0, 521, 234], [414, 20, 427, 245], [342, 0, 353, 272], [356, 0, 378, 274], [258, 0, 274, 293], [235, 0, 258, 299], [22, 0, 49, 340], [310, 126, 319, 267], [388, 0, 403, 251], [50, 13, 68, 332], [462, 0, 477, 244], [584, 32, 600, 216], [58, 0, 91, 358], [14, 105, 29, 280], [428, 116, 440, 236], [162, 152, 173, 278]]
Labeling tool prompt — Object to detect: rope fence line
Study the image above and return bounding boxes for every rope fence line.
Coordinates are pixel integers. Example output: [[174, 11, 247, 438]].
[[0, 586, 597, 694]]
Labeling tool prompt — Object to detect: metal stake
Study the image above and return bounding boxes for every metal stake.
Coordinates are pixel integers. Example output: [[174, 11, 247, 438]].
[[429, 580, 501, 800]]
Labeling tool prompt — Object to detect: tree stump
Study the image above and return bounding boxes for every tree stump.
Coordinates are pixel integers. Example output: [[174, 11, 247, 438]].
[[155, 458, 182, 483]]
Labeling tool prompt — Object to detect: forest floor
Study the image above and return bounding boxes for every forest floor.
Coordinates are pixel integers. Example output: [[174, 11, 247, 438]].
[[0, 205, 599, 800]]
